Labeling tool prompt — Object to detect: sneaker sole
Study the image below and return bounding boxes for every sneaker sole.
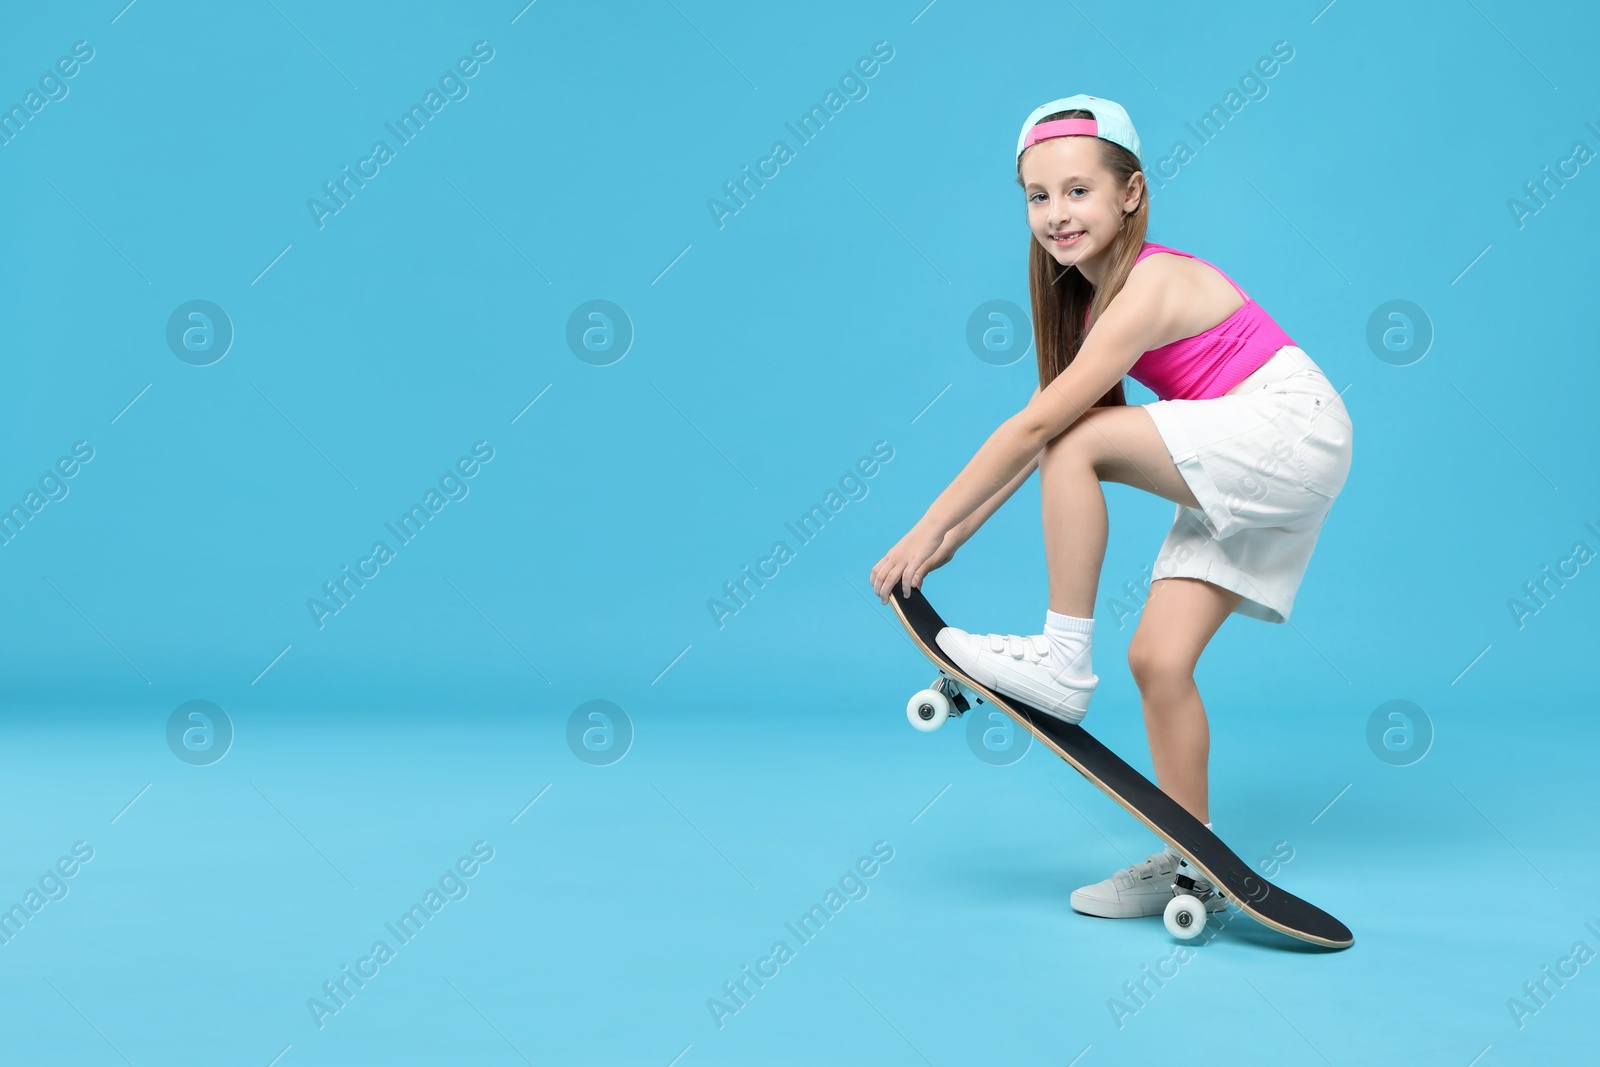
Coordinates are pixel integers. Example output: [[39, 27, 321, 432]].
[[950, 656, 1093, 725], [1069, 889, 1230, 919]]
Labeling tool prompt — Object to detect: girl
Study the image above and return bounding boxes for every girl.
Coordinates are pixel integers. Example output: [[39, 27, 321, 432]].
[[868, 94, 1352, 920]]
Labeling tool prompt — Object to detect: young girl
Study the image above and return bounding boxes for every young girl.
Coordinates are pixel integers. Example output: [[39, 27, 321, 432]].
[[869, 94, 1353, 920]]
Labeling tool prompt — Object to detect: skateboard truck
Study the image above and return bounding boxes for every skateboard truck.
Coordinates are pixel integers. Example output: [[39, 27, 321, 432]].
[[1165, 871, 1226, 940], [905, 672, 980, 732]]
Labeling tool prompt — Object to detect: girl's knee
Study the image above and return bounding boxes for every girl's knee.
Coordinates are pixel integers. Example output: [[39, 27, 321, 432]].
[[1041, 408, 1111, 469], [1127, 637, 1194, 694]]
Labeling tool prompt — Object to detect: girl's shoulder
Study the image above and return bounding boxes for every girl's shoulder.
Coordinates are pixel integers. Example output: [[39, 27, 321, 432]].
[[1127, 243, 1199, 289], [1126, 242, 1249, 333], [1132, 242, 1236, 293], [1135, 241, 1194, 263]]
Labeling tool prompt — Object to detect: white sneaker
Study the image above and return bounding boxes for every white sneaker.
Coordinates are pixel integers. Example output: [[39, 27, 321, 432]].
[[934, 627, 1097, 724], [1069, 850, 1230, 919]]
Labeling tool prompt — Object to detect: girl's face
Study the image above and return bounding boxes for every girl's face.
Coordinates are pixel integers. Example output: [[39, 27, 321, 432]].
[[1019, 137, 1140, 278]]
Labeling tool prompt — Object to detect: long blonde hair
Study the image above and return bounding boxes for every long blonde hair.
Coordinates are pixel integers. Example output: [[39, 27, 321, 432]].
[[1015, 108, 1150, 404]]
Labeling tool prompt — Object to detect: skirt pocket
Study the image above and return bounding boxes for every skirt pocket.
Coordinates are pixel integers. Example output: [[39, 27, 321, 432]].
[[1284, 387, 1353, 500]]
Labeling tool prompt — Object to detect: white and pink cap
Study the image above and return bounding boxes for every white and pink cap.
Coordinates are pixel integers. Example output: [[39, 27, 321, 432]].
[[1015, 94, 1142, 165]]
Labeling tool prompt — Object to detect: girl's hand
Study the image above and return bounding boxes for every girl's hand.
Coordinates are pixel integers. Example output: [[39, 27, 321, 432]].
[[871, 522, 957, 603]]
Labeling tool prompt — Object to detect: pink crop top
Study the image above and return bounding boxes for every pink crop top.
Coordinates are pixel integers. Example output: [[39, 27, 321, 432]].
[[1121, 242, 1296, 401]]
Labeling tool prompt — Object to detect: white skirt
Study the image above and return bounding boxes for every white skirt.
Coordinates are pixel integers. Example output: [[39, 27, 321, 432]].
[[1141, 345, 1353, 624]]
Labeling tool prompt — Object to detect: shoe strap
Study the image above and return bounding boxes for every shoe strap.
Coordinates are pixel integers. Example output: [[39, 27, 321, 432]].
[[984, 632, 1050, 663], [1128, 853, 1174, 880]]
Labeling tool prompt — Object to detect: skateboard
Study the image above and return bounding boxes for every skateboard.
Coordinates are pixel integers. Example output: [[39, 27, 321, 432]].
[[890, 585, 1353, 949]]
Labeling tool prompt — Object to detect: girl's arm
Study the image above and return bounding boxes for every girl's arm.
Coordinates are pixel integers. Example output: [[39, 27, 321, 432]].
[[913, 262, 1182, 542], [945, 383, 1047, 546], [943, 448, 1041, 548], [873, 262, 1194, 601]]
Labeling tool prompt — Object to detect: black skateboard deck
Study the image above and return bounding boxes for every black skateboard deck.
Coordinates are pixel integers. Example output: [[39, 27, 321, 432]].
[[890, 585, 1352, 949]]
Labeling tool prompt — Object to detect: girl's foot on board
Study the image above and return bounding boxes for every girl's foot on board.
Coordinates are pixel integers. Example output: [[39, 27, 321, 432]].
[[1070, 850, 1229, 919], [933, 628, 1097, 724]]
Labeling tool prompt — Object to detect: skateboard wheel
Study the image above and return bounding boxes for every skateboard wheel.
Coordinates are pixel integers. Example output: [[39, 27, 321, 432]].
[[1164, 894, 1208, 940], [906, 689, 951, 732]]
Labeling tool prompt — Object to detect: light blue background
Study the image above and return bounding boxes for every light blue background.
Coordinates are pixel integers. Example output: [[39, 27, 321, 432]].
[[1, 0, 1596, 1063]]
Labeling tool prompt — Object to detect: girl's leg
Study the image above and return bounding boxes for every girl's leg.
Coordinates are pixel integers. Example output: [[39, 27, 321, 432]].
[[1126, 576, 1243, 822], [1037, 405, 1202, 617]]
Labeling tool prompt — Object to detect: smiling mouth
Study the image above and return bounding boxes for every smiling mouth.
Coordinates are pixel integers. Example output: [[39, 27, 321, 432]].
[[1051, 231, 1084, 245]]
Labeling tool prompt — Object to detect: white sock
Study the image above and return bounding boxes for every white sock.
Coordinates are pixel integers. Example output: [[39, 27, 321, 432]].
[[1044, 610, 1095, 683]]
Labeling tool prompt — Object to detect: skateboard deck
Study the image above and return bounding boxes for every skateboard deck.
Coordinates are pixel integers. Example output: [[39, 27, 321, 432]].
[[890, 585, 1353, 949]]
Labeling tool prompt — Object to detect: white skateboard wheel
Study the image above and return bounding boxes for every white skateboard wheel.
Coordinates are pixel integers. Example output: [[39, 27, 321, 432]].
[[1164, 894, 1208, 940], [906, 689, 951, 732]]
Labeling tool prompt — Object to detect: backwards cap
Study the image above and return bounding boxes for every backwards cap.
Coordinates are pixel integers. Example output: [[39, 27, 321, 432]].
[[1015, 94, 1142, 166]]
